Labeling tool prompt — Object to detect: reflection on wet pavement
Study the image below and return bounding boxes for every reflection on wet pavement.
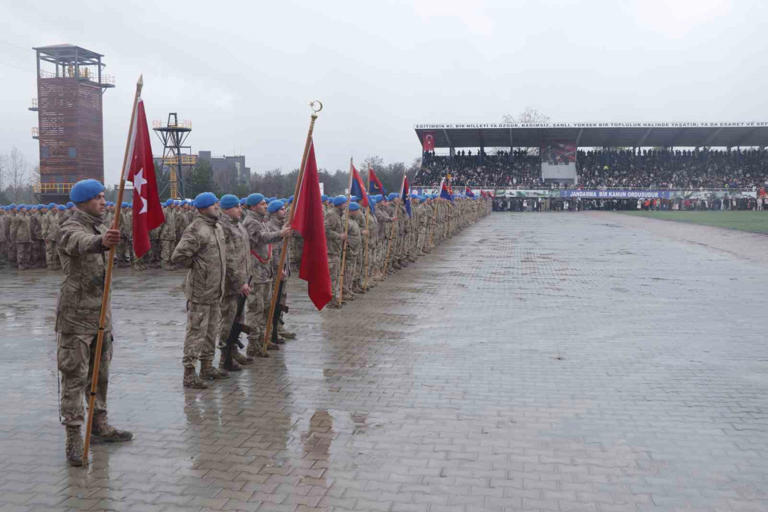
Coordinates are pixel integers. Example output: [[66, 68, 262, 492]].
[[0, 211, 767, 511]]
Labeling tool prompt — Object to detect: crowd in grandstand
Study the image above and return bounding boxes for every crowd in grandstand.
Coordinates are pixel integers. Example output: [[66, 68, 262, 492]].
[[418, 148, 768, 190]]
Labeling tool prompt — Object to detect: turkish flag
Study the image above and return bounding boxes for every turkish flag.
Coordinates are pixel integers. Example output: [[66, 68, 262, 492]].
[[124, 99, 164, 258], [422, 132, 435, 152], [291, 141, 332, 310]]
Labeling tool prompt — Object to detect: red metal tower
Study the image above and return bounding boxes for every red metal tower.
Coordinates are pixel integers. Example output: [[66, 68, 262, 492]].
[[32, 44, 114, 203]]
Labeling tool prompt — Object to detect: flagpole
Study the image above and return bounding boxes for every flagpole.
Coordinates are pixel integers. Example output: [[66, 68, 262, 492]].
[[262, 101, 322, 352], [337, 158, 354, 304], [362, 168, 371, 289], [83, 75, 143, 464]]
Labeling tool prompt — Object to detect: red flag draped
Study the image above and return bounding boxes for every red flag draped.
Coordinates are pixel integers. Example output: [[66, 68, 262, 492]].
[[125, 99, 164, 258], [291, 142, 332, 310]]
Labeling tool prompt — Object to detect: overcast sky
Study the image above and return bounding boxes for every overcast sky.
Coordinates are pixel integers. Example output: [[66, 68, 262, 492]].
[[1, 0, 766, 186]]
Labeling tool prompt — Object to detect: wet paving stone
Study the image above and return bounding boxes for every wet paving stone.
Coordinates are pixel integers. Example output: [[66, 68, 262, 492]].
[[0, 211, 767, 511]]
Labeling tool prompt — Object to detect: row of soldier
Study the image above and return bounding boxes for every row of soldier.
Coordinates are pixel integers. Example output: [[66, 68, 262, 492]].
[[39, 178, 490, 466]]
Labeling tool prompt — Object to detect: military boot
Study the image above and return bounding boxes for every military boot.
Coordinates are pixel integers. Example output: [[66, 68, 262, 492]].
[[200, 359, 229, 380], [219, 355, 242, 372], [183, 367, 208, 389], [92, 412, 133, 443], [65, 425, 83, 467], [233, 349, 252, 366], [278, 327, 296, 340]]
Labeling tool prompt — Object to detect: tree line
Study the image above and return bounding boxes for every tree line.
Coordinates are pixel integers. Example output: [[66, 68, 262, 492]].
[[0, 146, 422, 204]]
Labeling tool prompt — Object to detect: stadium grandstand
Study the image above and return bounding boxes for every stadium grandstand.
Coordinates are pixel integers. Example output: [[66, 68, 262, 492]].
[[414, 122, 768, 209]]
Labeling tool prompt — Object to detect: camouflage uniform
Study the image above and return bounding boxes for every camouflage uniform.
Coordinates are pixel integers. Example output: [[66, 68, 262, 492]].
[[218, 212, 251, 368], [14, 211, 32, 270], [324, 206, 344, 304], [6, 210, 17, 265], [45, 209, 62, 270], [171, 212, 226, 377], [343, 212, 362, 298], [56, 209, 112, 428], [242, 209, 284, 356], [31, 211, 44, 267], [160, 206, 177, 269], [0, 211, 7, 264]]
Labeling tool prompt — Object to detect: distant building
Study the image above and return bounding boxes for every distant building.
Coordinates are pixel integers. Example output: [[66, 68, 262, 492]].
[[198, 151, 250, 191]]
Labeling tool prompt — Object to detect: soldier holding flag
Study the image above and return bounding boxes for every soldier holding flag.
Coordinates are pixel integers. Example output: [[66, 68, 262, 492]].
[[56, 179, 133, 467]]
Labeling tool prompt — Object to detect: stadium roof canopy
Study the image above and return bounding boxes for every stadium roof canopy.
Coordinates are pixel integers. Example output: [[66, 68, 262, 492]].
[[414, 122, 768, 149]]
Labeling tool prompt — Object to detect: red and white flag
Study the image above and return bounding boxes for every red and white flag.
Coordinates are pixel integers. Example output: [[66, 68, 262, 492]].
[[122, 99, 164, 258]]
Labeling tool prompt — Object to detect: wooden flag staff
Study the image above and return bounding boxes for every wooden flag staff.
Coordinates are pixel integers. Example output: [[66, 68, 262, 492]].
[[262, 101, 322, 353], [82, 75, 143, 464]]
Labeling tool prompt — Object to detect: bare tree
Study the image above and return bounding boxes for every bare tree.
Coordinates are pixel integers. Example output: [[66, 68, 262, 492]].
[[503, 107, 551, 124], [0, 153, 6, 194], [8, 147, 29, 202]]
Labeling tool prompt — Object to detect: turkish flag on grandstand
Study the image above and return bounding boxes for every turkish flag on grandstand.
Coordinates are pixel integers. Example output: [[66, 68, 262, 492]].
[[291, 142, 332, 310], [349, 163, 369, 208], [422, 132, 435, 152], [465, 185, 475, 198], [439, 178, 453, 202], [368, 167, 386, 195], [123, 98, 164, 258], [400, 174, 412, 218]]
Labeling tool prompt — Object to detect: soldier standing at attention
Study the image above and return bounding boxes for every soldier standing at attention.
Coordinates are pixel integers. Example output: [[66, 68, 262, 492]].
[[217, 194, 252, 372], [267, 199, 296, 342], [324, 195, 347, 308], [159, 199, 177, 269], [56, 179, 133, 467], [171, 192, 229, 389], [15, 205, 33, 270], [242, 193, 291, 358], [0, 207, 7, 265], [45, 204, 63, 270]]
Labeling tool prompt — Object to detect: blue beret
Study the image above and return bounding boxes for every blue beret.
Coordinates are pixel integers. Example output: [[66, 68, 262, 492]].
[[246, 193, 265, 206], [350, 195, 359, 202], [57, 205, 66, 211], [220, 194, 240, 210], [239, 198, 247, 205], [333, 195, 348, 206], [163, 199, 172, 207], [69, 179, 105, 204], [267, 199, 285, 214], [47, 202, 56, 208], [9, 204, 16, 209], [321, 194, 328, 201], [266, 197, 276, 204], [349, 202, 360, 211], [193, 192, 218, 209], [387, 193, 398, 201]]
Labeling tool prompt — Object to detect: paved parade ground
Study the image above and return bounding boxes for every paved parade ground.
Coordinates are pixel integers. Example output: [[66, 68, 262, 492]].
[[0, 211, 767, 512]]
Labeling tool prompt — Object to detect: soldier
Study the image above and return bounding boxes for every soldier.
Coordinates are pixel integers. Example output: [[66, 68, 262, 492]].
[[56, 179, 133, 467], [159, 199, 177, 269], [216, 194, 252, 372], [324, 195, 347, 308], [45, 204, 63, 270], [15, 205, 33, 270], [0, 207, 7, 265], [31, 205, 45, 268], [117, 203, 132, 267], [6, 204, 17, 266], [172, 192, 228, 388], [267, 199, 296, 342], [175, 200, 189, 250], [345, 202, 366, 296], [242, 193, 291, 357]]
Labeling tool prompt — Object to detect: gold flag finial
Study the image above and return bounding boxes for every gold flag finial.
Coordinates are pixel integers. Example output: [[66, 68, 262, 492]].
[[310, 100, 323, 113]]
